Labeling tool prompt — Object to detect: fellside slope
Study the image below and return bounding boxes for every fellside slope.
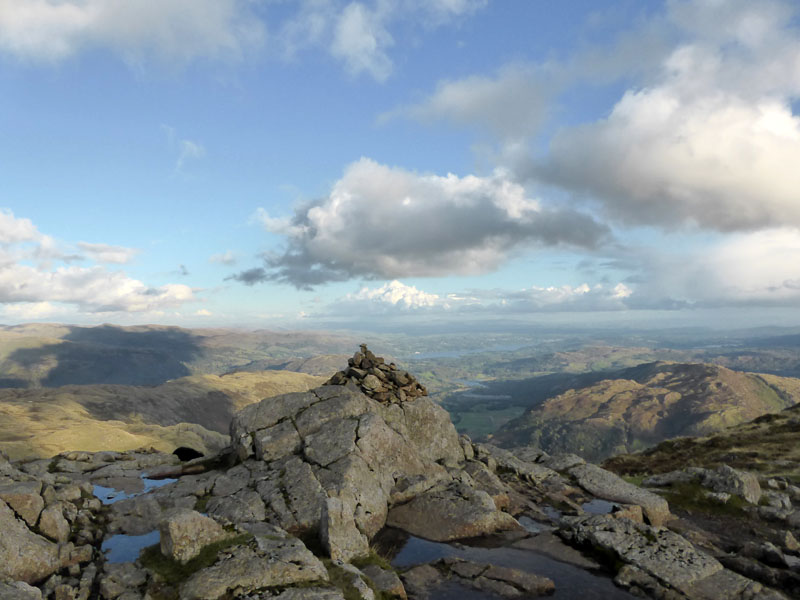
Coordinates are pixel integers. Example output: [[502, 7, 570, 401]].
[[0, 370, 325, 460], [494, 361, 800, 462]]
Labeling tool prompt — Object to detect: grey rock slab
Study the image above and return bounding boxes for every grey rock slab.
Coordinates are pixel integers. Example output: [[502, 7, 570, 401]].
[[539, 453, 586, 472], [253, 420, 302, 462], [361, 564, 406, 599], [304, 417, 358, 467], [0, 480, 44, 527], [231, 391, 317, 440], [569, 463, 671, 526], [386, 482, 522, 542], [320, 494, 369, 562], [400, 564, 443, 600], [0, 581, 43, 599], [206, 489, 266, 525], [179, 536, 328, 600], [99, 562, 147, 599], [0, 498, 61, 584], [210, 463, 250, 497], [396, 398, 464, 467], [475, 444, 558, 484], [482, 564, 555, 596], [281, 456, 326, 533], [560, 514, 722, 594], [294, 389, 371, 438], [39, 503, 72, 543], [159, 508, 232, 564], [331, 561, 375, 600]]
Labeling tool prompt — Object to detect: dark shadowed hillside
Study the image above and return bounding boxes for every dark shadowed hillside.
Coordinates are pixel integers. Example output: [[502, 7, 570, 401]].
[[0, 323, 361, 388]]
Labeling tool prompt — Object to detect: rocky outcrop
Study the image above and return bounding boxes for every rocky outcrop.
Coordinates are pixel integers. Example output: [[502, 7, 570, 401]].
[[0, 348, 793, 600], [159, 508, 234, 563], [644, 465, 762, 504], [325, 345, 427, 403], [227, 379, 503, 560], [569, 463, 671, 526]]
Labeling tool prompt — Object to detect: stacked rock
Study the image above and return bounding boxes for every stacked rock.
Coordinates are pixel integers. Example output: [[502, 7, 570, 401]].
[[325, 344, 427, 403]]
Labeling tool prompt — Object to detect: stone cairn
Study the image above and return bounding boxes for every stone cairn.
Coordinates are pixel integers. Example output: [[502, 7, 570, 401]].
[[325, 344, 427, 403]]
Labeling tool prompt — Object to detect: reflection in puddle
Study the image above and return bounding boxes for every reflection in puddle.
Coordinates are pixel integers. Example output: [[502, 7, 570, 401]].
[[93, 475, 177, 505], [518, 515, 552, 534], [102, 530, 159, 563], [381, 530, 637, 600], [581, 499, 618, 514]]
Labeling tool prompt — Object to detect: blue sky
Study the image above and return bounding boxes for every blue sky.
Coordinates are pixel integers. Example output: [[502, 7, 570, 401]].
[[1, 0, 800, 330]]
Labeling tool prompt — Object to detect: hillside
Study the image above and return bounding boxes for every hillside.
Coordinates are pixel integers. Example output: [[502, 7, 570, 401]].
[[230, 353, 349, 377], [0, 323, 360, 387], [604, 402, 800, 481], [0, 369, 325, 460], [494, 361, 800, 462]]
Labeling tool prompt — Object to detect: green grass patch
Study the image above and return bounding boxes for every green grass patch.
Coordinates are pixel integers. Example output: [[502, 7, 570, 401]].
[[193, 495, 210, 512], [351, 548, 394, 572], [659, 482, 750, 517], [323, 559, 395, 600], [139, 533, 252, 585]]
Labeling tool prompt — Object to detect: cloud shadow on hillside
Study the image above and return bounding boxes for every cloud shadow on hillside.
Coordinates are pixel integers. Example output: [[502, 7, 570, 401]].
[[7, 325, 202, 387]]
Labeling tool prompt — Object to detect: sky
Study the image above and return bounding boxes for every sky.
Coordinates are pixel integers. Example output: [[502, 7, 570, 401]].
[[1, 0, 800, 331]]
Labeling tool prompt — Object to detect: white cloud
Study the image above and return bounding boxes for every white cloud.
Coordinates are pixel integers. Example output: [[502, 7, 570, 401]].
[[209, 250, 236, 265], [635, 228, 800, 307], [232, 158, 609, 288], [331, 2, 392, 81], [2, 301, 58, 320], [277, 0, 486, 81], [0, 209, 42, 244], [384, 64, 560, 139], [77, 242, 139, 264], [348, 280, 440, 309], [318, 279, 635, 319], [0, 0, 265, 65], [176, 139, 206, 171], [0, 209, 196, 316], [195, 308, 212, 316]]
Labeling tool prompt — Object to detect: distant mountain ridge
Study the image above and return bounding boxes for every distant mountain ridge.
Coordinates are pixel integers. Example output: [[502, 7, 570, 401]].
[[494, 361, 800, 462], [0, 323, 361, 388]]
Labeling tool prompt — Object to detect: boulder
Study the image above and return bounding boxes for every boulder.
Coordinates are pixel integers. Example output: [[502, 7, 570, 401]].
[[159, 509, 233, 563], [386, 482, 521, 542], [569, 463, 670, 526], [560, 514, 722, 593], [703, 465, 762, 504], [0, 498, 61, 584], [179, 534, 327, 600], [39, 503, 71, 543], [0, 480, 44, 527]]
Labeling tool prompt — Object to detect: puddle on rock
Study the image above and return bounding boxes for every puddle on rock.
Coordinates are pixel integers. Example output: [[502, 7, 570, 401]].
[[93, 474, 177, 505], [102, 530, 160, 563], [378, 528, 636, 600], [581, 499, 618, 514]]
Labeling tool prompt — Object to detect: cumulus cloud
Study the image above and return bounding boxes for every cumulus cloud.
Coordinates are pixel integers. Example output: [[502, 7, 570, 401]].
[[0, 209, 195, 315], [534, 1, 800, 231], [0, 0, 265, 65], [235, 158, 609, 288], [77, 242, 139, 264], [318, 279, 635, 319], [384, 64, 561, 139]]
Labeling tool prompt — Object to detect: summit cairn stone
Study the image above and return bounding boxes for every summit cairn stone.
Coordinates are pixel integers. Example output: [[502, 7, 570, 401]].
[[325, 344, 427, 403]]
